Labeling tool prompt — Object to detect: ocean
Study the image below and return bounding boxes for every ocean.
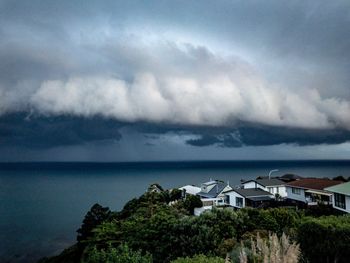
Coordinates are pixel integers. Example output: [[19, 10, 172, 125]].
[[1, 160, 350, 262]]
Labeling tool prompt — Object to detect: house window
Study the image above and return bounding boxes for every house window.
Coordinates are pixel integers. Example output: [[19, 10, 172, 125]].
[[225, 195, 230, 204], [334, 193, 346, 209], [292, 187, 301, 195], [276, 187, 279, 193], [236, 197, 243, 207], [267, 187, 272, 193]]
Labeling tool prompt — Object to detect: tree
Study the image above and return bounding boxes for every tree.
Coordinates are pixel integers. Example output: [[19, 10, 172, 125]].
[[297, 216, 350, 263], [170, 188, 183, 202], [171, 255, 225, 263], [332, 175, 348, 182], [82, 244, 152, 263], [77, 203, 111, 244], [183, 195, 203, 214]]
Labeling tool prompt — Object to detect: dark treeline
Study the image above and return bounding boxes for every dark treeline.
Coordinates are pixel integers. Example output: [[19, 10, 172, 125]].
[[39, 185, 350, 263]]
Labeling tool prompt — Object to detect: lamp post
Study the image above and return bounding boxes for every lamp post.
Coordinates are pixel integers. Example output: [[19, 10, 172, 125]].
[[268, 169, 279, 179]]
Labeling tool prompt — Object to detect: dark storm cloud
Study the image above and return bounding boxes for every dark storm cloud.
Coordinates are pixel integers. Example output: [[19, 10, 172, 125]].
[[0, 113, 122, 148], [185, 126, 350, 148], [2, 113, 350, 150], [0, 0, 350, 156]]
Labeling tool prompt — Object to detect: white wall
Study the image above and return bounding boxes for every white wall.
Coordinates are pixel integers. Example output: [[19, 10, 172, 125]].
[[243, 181, 287, 198], [286, 186, 306, 202], [225, 191, 245, 208], [267, 186, 288, 198], [194, 206, 212, 216], [243, 181, 263, 190], [331, 194, 350, 213]]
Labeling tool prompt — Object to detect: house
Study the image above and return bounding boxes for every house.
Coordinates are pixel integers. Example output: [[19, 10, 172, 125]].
[[241, 178, 287, 198], [197, 180, 232, 207], [179, 185, 201, 197], [325, 181, 350, 213], [147, 183, 163, 193], [224, 188, 274, 208], [285, 178, 343, 205]]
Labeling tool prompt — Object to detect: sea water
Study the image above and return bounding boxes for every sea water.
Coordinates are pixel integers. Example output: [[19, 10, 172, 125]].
[[1, 161, 350, 262]]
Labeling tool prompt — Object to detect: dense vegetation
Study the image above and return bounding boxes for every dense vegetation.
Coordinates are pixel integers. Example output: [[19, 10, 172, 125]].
[[39, 185, 350, 263]]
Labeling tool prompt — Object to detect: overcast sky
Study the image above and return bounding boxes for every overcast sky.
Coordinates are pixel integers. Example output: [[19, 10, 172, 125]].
[[1, 0, 350, 161]]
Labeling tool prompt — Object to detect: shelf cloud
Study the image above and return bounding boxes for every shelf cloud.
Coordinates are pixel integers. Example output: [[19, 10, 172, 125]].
[[2, 43, 350, 130], [1, 0, 350, 160]]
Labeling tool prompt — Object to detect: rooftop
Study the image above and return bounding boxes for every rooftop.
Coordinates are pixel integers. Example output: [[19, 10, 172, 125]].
[[198, 181, 228, 198], [256, 178, 285, 186], [325, 181, 350, 196], [242, 178, 285, 187], [202, 180, 220, 186], [179, 185, 201, 195], [286, 178, 343, 191], [228, 188, 273, 198]]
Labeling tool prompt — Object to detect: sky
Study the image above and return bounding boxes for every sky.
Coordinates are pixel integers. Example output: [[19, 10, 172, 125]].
[[1, 0, 350, 161]]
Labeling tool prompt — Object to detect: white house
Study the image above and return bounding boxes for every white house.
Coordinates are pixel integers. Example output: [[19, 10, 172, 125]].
[[242, 178, 287, 198], [224, 188, 274, 209], [325, 181, 350, 213], [179, 185, 201, 196], [197, 180, 232, 207], [285, 178, 343, 205], [190, 180, 233, 215]]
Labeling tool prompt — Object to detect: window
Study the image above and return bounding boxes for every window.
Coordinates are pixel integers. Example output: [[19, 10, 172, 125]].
[[276, 187, 279, 193], [334, 193, 346, 209], [291, 187, 301, 195], [236, 197, 243, 207], [267, 187, 272, 193], [202, 200, 214, 206], [225, 195, 230, 204]]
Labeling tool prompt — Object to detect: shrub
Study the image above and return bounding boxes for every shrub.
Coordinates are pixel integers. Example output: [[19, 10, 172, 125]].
[[297, 216, 350, 263], [82, 244, 152, 263], [171, 254, 225, 263]]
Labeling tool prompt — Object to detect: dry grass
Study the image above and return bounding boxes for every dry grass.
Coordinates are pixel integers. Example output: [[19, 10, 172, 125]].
[[239, 233, 300, 263]]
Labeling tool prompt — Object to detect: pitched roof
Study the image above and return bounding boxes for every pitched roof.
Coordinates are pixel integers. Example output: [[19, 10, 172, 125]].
[[197, 181, 227, 198], [179, 185, 201, 195], [256, 178, 285, 186], [286, 178, 343, 191], [242, 178, 285, 187], [325, 181, 350, 196], [228, 188, 273, 198], [202, 180, 218, 186]]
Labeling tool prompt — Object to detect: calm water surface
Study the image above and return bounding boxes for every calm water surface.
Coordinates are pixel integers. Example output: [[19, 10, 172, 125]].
[[1, 161, 350, 262]]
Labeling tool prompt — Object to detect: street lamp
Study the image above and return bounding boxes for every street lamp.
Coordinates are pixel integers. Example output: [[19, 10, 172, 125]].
[[268, 169, 279, 179]]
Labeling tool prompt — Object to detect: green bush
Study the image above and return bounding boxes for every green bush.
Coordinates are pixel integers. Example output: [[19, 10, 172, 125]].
[[82, 244, 152, 263], [171, 254, 225, 263], [297, 215, 350, 263], [77, 203, 112, 246]]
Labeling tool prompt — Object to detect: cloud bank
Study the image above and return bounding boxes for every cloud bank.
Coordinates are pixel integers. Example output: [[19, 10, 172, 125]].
[[1, 0, 350, 158], [27, 44, 350, 130]]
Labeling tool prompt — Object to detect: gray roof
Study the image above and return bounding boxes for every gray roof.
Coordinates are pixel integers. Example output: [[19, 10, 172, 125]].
[[202, 180, 218, 186], [229, 188, 273, 198], [248, 196, 274, 201], [243, 178, 285, 187], [197, 182, 227, 198], [256, 178, 285, 186]]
